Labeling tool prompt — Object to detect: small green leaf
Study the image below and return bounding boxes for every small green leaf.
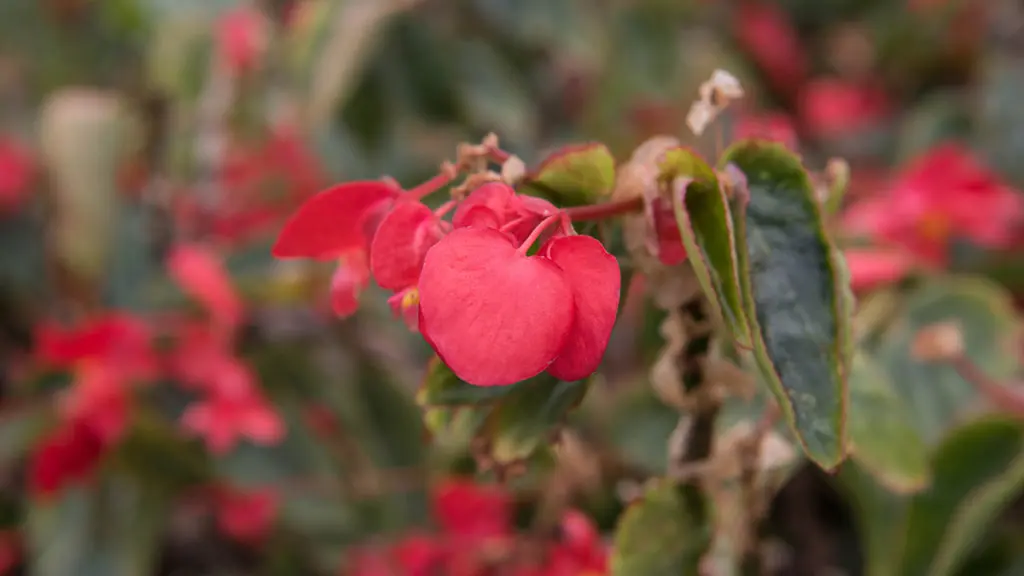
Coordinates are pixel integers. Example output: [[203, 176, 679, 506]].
[[479, 375, 591, 465], [847, 352, 930, 493], [900, 417, 1024, 576], [521, 143, 616, 205], [417, 358, 591, 466], [417, 357, 517, 407], [611, 481, 711, 576], [721, 140, 852, 470], [875, 276, 1019, 445], [660, 145, 750, 348]]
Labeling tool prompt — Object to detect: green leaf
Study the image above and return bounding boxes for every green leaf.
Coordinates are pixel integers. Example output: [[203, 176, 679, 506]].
[[417, 357, 517, 406], [611, 481, 711, 576], [0, 403, 51, 466], [27, 488, 93, 576], [521, 143, 616, 206], [479, 375, 591, 465], [900, 418, 1024, 576], [660, 145, 751, 348], [874, 276, 1019, 445], [417, 358, 591, 466], [846, 352, 929, 493], [841, 417, 1024, 576], [720, 140, 852, 469]]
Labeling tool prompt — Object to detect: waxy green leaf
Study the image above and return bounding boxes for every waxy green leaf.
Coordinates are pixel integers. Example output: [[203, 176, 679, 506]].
[[521, 143, 616, 205], [847, 352, 930, 493], [611, 481, 711, 576], [720, 140, 852, 470], [660, 145, 751, 348]]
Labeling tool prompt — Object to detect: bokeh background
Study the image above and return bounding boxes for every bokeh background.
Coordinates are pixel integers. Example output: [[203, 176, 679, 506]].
[[0, 0, 1022, 575]]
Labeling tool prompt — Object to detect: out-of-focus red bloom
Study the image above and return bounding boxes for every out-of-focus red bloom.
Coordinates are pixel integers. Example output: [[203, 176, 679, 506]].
[[0, 530, 18, 575], [392, 533, 444, 576], [736, 112, 799, 150], [28, 419, 105, 498], [36, 313, 157, 378], [167, 243, 244, 330], [842, 143, 1024, 266], [418, 228, 619, 387], [59, 362, 131, 443], [433, 478, 512, 539], [734, 1, 807, 96], [544, 510, 607, 576], [0, 138, 34, 214], [843, 248, 917, 292], [180, 357, 284, 453], [798, 78, 890, 138], [216, 6, 267, 73], [330, 252, 372, 318], [213, 486, 279, 545], [649, 197, 688, 266]]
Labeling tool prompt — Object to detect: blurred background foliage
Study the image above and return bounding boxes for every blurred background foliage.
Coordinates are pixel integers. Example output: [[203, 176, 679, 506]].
[[0, 0, 1022, 575]]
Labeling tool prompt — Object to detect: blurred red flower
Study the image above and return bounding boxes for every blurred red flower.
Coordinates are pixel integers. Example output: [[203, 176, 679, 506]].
[[213, 486, 279, 545], [734, 1, 807, 96], [216, 6, 267, 73], [842, 143, 1023, 267], [798, 78, 890, 138], [0, 138, 34, 214], [167, 243, 244, 330], [736, 111, 799, 151], [28, 419, 105, 498]]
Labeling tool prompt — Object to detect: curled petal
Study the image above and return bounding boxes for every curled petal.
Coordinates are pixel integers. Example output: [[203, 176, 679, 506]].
[[452, 182, 517, 228], [543, 236, 620, 381], [272, 181, 398, 259], [418, 228, 574, 386], [370, 201, 443, 290]]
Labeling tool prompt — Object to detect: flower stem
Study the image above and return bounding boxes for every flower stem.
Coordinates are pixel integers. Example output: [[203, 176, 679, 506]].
[[407, 163, 458, 201], [563, 196, 643, 222], [516, 214, 562, 256], [433, 200, 457, 219]]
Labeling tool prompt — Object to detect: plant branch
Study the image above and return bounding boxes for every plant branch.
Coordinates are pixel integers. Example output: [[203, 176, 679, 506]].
[[563, 196, 644, 222]]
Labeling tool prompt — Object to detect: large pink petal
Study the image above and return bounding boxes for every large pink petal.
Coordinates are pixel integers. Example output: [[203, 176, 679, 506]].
[[272, 181, 398, 259], [370, 201, 442, 290], [543, 236, 620, 381], [418, 228, 574, 386]]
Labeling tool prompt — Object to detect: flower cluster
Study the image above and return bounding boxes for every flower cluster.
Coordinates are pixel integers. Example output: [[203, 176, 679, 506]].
[[347, 478, 607, 576], [27, 244, 284, 498], [273, 164, 622, 387], [841, 143, 1024, 290]]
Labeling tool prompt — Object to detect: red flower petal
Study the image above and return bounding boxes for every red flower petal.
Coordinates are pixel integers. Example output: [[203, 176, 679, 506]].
[[452, 182, 517, 229], [844, 248, 916, 292], [215, 486, 279, 544], [543, 236, 620, 381], [433, 478, 512, 538], [418, 228, 574, 386], [271, 181, 398, 259], [370, 201, 443, 290], [167, 243, 243, 328]]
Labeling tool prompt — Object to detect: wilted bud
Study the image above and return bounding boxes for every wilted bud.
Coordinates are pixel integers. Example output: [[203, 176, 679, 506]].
[[686, 69, 745, 136]]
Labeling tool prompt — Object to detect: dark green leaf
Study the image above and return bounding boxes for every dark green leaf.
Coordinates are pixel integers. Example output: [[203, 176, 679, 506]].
[[479, 375, 591, 465], [721, 140, 852, 469], [611, 481, 711, 576], [847, 352, 929, 493], [521, 143, 616, 206], [417, 357, 518, 407], [660, 145, 750, 347], [875, 276, 1019, 445]]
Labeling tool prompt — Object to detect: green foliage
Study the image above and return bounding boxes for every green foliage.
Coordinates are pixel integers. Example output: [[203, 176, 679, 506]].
[[721, 141, 853, 469], [610, 481, 711, 576], [520, 143, 617, 205]]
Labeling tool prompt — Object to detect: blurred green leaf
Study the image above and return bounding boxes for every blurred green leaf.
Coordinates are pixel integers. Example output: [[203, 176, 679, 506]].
[[846, 352, 929, 494], [479, 375, 591, 465], [842, 417, 1024, 576], [0, 211, 47, 295], [610, 481, 711, 576], [721, 140, 853, 469], [520, 143, 616, 206], [26, 488, 95, 576], [0, 402, 51, 465], [662, 145, 751, 348], [455, 39, 535, 149], [874, 276, 1019, 445], [975, 52, 1024, 188]]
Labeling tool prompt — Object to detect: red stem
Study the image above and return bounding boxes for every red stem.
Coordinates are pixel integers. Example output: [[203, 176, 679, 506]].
[[516, 214, 562, 256], [407, 169, 457, 202], [563, 196, 643, 222], [488, 147, 511, 163], [434, 200, 457, 218], [952, 356, 1024, 416]]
